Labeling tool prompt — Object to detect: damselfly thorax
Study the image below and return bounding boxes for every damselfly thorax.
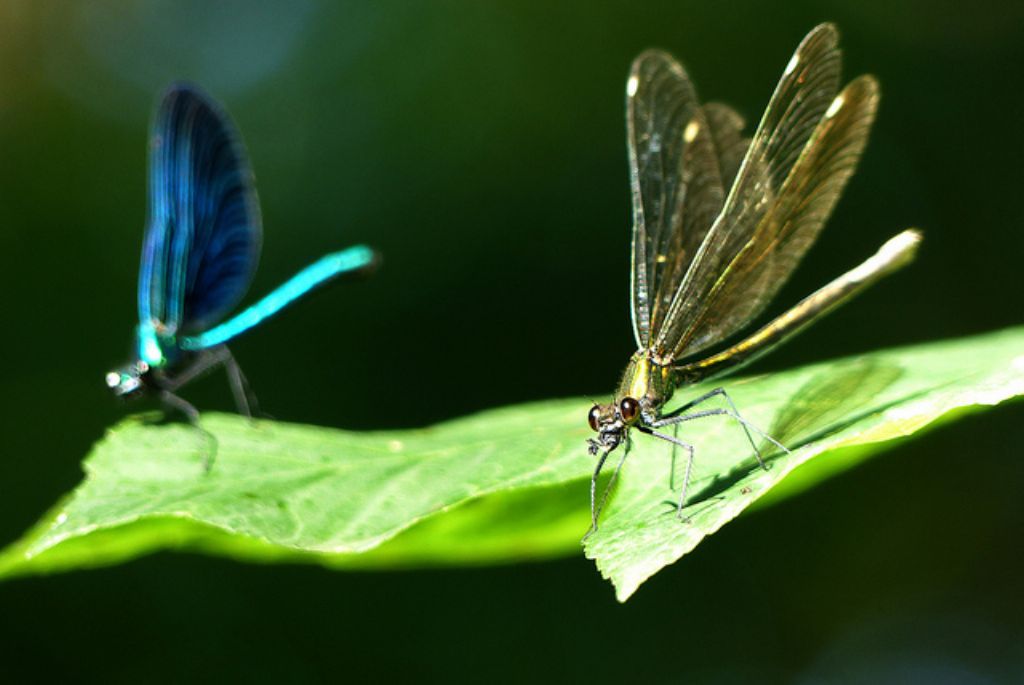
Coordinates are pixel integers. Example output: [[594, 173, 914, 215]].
[[587, 350, 677, 454]]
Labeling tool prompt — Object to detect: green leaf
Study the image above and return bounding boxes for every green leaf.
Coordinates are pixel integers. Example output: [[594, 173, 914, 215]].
[[1, 327, 1022, 601], [0, 400, 595, 578]]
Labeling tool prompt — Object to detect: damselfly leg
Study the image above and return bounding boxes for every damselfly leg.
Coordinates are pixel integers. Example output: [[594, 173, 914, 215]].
[[163, 346, 260, 418], [637, 425, 695, 518], [158, 346, 263, 470], [584, 434, 634, 541], [157, 388, 218, 471], [652, 387, 790, 515]]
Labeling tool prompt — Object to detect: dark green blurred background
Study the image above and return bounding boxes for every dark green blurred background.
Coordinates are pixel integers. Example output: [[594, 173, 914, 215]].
[[1, 1, 1022, 682]]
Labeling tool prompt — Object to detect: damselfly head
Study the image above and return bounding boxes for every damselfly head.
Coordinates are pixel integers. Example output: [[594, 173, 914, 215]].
[[586, 397, 642, 455], [105, 360, 151, 399]]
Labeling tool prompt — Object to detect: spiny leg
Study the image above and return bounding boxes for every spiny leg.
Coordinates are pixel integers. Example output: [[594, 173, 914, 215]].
[[158, 388, 200, 423], [163, 346, 260, 418], [654, 407, 788, 459], [221, 347, 260, 418], [656, 387, 787, 471], [659, 387, 762, 463], [162, 348, 225, 391], [158, 389, 218, 471], [654, 409, 782, 478], [583, 435, 633, 541], [638, 426, 695, 519], [669, 421, 681, 491], [584, 450, 609, 541]]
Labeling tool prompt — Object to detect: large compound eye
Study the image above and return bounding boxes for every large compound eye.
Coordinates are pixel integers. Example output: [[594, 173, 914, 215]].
[[587, 406, 601, 432], [619, 397, 640, 423]]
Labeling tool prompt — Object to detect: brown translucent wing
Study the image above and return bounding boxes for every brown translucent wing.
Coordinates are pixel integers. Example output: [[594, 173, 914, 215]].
[[653, 23, 845, 358], [677, 75, 880, 357], [627, 50, 726, 349], [702, 102, 749, 191]]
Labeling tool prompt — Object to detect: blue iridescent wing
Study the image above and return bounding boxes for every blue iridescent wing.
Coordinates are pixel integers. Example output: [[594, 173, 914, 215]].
[[138, 83, 262, 337]]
